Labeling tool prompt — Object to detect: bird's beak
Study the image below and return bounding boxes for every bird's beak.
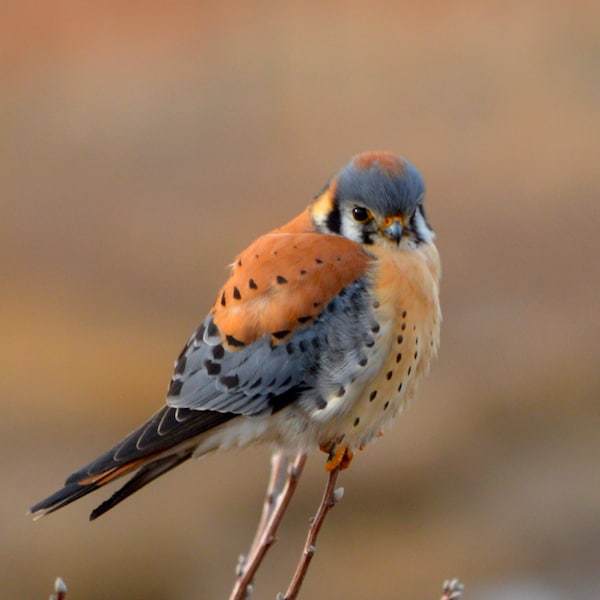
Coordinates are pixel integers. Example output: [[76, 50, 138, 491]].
[[381, 217, 403, 244]]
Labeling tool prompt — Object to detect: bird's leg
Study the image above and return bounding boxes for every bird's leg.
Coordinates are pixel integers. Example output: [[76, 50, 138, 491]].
[[229, 450, 307, 600], [319, 439, 354, 471]]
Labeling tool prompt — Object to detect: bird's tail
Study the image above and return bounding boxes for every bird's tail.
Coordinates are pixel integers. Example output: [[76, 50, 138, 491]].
[[30, 406, 234, 520]]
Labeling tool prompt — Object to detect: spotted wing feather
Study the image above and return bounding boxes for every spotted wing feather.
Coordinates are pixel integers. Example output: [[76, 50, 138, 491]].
[[167, 229, 371, 415]]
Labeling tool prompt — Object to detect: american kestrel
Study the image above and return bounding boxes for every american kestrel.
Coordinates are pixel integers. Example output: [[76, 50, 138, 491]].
[[31, 151, 441, 520]]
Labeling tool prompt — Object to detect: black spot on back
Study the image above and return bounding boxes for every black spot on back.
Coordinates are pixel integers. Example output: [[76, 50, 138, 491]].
[[226, 334, 246, 348], [194, 324, 206, 342], [174, 355, 187, 375], [204, 360, 221, 376], [206, 320, 219, 338], [220, 375, 239, 389], [272, 329, 291, 340], [168, 379, 183, 396]]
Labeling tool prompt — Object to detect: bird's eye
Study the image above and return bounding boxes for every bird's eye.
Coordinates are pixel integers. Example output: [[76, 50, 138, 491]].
[[352, 206, 370, 223]]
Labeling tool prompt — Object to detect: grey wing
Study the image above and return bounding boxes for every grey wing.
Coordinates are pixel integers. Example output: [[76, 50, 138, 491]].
[[165, 313, 320, 415], [166, 278, 375, 417]]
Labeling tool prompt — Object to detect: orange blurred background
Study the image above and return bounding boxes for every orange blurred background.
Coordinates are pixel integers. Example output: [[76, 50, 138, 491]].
[[2, 2, 599, 598]]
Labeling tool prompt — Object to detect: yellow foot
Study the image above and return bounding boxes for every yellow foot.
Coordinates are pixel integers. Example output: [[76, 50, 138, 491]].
[[320, 442, 354, 471]]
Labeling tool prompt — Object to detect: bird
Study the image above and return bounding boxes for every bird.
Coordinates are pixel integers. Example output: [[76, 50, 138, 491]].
[[30, 151, 441, 521]]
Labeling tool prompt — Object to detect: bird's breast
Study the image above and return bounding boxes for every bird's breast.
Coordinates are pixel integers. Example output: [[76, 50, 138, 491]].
[[313, 243, 441, 449]]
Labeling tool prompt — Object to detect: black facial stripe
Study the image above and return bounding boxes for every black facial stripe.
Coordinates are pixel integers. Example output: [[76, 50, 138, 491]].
[[361, 229, 374, 244], [410, 205, 433, 244], [325, 196, 342, 234], [409, 211, 422, 243]]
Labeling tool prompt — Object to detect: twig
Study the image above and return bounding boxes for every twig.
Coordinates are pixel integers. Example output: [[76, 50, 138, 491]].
[[49, 577, 67, 600], [441, 578, 464, 600], [281, 466, 343, 600], [229, 451, 307, 600]]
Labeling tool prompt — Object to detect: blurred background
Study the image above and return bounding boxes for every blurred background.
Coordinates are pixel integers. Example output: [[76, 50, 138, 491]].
[[2, 1, 599, 598]]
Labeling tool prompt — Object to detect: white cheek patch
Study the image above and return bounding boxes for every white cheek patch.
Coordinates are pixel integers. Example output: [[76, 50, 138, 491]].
[[412, 208, 435, 244], [339, 212, 367, 244]]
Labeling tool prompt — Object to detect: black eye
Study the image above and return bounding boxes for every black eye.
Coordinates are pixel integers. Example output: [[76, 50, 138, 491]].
[[352, 206, 370, 223]]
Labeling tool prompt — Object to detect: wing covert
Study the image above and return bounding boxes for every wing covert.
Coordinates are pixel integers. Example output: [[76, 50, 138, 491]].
[[166, 227, 373, 417]]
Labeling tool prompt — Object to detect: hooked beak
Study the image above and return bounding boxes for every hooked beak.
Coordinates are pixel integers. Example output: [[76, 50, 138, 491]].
[[381, 218, 403, 244]]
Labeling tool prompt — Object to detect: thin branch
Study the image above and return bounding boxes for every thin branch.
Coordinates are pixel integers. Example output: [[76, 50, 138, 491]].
[[246, 451, 291, 560], [229, 451, 307, 600], [281, 465, 343, 600], [441, 578, 464, 600]]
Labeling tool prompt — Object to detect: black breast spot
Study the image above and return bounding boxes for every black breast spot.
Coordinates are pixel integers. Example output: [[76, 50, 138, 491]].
[[249, 278, 258, 289], [233, 286, 242, 300], [276, 275, 288, 284]]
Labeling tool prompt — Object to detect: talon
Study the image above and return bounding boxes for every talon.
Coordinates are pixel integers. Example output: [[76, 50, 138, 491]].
[[324, 445, 353, 471], [339, 448, 354, 470]]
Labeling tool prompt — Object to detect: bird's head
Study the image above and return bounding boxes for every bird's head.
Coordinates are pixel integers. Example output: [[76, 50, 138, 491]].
[[311, 152, 434, 250]]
